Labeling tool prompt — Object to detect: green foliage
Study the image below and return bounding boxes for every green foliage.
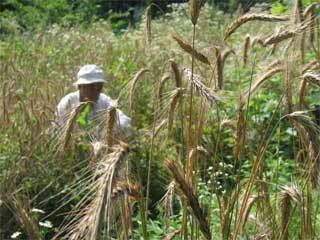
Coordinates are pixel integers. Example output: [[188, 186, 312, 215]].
[[271, 1, 288, 15]]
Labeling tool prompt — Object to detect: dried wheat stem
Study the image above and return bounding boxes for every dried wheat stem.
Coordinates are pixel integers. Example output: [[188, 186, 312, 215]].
[[251, 36, 265, 47], [224, 14, 289, 40]]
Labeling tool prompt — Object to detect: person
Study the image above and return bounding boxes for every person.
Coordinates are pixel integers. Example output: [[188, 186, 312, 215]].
[[55, 64, 131, 140]]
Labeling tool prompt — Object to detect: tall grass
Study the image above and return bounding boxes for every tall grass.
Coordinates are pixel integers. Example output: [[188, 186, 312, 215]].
[[1, 1, 320, 239]]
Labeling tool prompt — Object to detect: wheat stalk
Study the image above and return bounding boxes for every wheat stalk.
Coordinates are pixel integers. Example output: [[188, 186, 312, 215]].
[[163, 228, 181, 240], [224, 14, 289, 40], [172, 33, 210, 65], [165, 159, 211, 240]]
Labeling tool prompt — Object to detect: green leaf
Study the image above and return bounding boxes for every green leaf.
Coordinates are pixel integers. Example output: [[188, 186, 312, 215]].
[[77, 104, 91, 129]]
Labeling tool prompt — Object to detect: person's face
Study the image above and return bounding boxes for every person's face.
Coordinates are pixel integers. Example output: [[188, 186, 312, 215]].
[[78, 83, 103, 103]]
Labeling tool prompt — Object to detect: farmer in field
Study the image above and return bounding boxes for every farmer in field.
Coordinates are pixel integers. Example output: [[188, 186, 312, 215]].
[[55, 64, 131, 139]]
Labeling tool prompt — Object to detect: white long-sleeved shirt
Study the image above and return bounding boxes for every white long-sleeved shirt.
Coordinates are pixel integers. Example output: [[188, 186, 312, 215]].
[[56, 91, 131, 139]]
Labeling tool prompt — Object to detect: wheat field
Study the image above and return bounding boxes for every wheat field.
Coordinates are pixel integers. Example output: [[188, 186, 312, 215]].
[[1, 1, 320, 239]]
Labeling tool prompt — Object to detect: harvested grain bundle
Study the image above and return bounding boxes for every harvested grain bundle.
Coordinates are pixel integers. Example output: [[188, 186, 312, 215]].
[[224, 14, 289, 40]]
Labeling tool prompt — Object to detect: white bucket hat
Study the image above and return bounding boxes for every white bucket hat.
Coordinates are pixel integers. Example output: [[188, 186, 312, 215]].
[[74, 64, 107, 85]]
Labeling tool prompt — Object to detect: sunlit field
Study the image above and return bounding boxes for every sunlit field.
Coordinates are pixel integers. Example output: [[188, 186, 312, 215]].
[[1, 1, 320, 239]]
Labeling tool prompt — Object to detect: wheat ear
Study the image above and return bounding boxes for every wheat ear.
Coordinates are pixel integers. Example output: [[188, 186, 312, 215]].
[[11, 195, 41, 240], [158, 74, 171, 110], [189, 0, 200, 25], [165, 159, 211, 240], [184, 68, 221, 105], [224, 14, 288, 40], [129, 68, 150, 109], [169, 59, 182, 88], [243, 34, 250, 66], [64, 143, 130, 240], [298, 72, 320, 109], [172, 33, 210, 65], [62, 103, 87, 151], [279, 184, 302, 240]]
